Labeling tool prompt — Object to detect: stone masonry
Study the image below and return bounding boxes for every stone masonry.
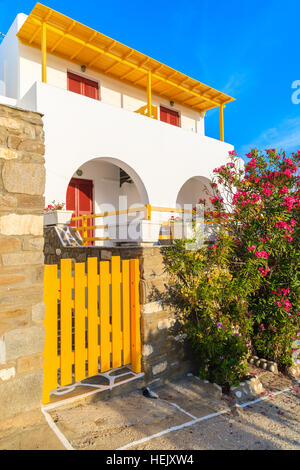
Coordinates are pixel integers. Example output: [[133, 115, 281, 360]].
[[0, 104, 45, 420], [44, 229, 192, 387]]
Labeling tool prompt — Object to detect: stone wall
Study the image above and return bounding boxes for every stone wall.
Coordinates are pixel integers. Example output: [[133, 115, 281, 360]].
[[44, 228, 192, 386], [0, 104, 45, 420]]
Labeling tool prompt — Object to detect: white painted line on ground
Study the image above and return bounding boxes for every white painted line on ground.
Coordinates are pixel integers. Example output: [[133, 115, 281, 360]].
[[43, 373, 144, 411], [42, 384, 294, 451], [117, 409, 230, 450], [43, 388, 110, 411], [235, 387, 292, 408], [41, 407, 74, 451], [168, 401, 197, 420], [117, 386, 294, 450]]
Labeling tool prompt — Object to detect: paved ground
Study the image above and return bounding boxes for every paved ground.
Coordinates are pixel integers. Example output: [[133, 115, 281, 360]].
[[0, 368, 299, 450]]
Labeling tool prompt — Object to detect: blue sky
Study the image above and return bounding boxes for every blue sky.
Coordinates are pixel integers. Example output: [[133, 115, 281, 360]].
[[0, 0, 299, 159]]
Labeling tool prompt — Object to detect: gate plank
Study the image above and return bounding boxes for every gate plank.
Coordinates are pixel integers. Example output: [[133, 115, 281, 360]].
[[60, 259, 73, 386], [130, 259, 141, 373], [122, 260, 131, 365], [42, 264, 59, 404], [100, 260, 110, 372], [74, 262, 86, 382], [87, 257, 99, 377], [111, 256, 122, 368]]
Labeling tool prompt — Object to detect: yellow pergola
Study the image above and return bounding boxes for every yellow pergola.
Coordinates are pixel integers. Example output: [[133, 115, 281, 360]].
[[17, 3, 235, 141]]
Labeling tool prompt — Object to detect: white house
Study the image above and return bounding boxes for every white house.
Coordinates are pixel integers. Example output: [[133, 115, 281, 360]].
[[0, 3, 236, 245]]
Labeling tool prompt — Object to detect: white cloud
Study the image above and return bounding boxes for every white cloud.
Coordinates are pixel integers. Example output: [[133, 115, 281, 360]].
[[239, 116, 300, 157]]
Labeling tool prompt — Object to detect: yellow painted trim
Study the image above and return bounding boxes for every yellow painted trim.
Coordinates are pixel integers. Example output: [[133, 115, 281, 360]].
[[147, 72, 152, 117], [220, 104, 224, 142], [41, 22, 47, 83], [17, 9, 234, 111]]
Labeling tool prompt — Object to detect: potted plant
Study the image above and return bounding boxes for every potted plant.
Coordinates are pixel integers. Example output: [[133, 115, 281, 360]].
[[44, 201, 74, 227]]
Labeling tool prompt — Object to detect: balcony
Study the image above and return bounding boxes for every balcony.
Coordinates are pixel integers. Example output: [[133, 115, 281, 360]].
[[16, 3, 235, 143], [18, 81, 234, 212]]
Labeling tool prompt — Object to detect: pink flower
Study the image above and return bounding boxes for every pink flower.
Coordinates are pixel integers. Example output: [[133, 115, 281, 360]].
[[283, 169, 292, 178], [259, 267, 270, 277], [248, 245, 256, 251], [255, 251, 269, 259], [209, 196, 224, 204], [248, 158, 256, 168], [262, 188, 273, 197], [280, 186, 289, 194], [259, 324, 265, 330]]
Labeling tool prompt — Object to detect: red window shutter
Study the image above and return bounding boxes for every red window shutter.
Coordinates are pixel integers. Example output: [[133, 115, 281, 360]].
[[67, 72, 83, 95], [160, 106, 180, 127], [83, 77, 99, 100], [67, 72, 99, 100]]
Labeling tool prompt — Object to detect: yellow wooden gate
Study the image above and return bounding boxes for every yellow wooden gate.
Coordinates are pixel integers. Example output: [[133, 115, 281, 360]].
[[42, 256, 141, 404]]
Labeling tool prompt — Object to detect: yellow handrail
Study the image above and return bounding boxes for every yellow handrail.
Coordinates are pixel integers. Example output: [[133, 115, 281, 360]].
[[71, 204, 225, 245]]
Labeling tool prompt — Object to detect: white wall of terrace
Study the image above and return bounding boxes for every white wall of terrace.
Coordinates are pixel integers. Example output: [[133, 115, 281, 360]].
[[18, 81, 234, 212]]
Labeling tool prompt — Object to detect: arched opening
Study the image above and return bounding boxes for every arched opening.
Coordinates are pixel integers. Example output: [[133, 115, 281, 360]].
[[66, 157, 149, 245], [176, 176, 214, 209], [176, 175, 217, 243]]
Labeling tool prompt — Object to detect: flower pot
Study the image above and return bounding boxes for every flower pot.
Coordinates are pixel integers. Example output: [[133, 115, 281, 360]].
[[43, 210, 74, 227]]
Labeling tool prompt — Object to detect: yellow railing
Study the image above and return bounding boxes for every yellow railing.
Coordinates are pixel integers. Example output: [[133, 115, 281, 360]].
[[42, 256, 141, 404], [134, 104, 158, 120], [71, 204, 196, 245]]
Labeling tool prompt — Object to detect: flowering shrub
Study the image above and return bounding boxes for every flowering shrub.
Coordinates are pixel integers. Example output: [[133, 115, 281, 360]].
[[44, 200, 65, 212], [204, 148, 300, 369], [163, 148, 299, 386], [163, 235, 254, 387]]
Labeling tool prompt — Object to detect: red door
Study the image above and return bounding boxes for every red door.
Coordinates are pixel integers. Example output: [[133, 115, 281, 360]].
[[67, 72, 99, 100], [160, 106, 180, 127], [66, 178, 94, 245]]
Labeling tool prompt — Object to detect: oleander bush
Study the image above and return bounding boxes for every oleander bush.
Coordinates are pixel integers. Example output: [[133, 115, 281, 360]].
[[164, 148, 300, 387]]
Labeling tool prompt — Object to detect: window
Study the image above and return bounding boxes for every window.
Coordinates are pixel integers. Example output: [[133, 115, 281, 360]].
[[160, 105, 180, 127], [67, 71, 99, 100]]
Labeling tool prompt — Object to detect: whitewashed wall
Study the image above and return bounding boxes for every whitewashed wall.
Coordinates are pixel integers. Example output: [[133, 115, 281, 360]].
[[18, 42, 204, 134], [18, 81, 234, 210]]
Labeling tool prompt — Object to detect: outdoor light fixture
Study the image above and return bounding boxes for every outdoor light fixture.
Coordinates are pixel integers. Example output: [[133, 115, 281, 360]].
[[76, 169, 83, 176], [81, 65, 86, 72], [170, 100, 174, 107]]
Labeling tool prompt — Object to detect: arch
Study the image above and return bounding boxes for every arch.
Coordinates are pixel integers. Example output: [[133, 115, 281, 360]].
[[176, 175, 214, 208], [63, 155, 150, 219], [66, 156, 149, 206]]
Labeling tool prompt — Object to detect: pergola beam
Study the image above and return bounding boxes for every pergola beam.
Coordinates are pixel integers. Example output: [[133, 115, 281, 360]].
[[41, 23, 47, 83], [70, 31, 97, 60], [29, 15, 222, 108], [147, 72, 152, 117], [50, 20, 76, 53]]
